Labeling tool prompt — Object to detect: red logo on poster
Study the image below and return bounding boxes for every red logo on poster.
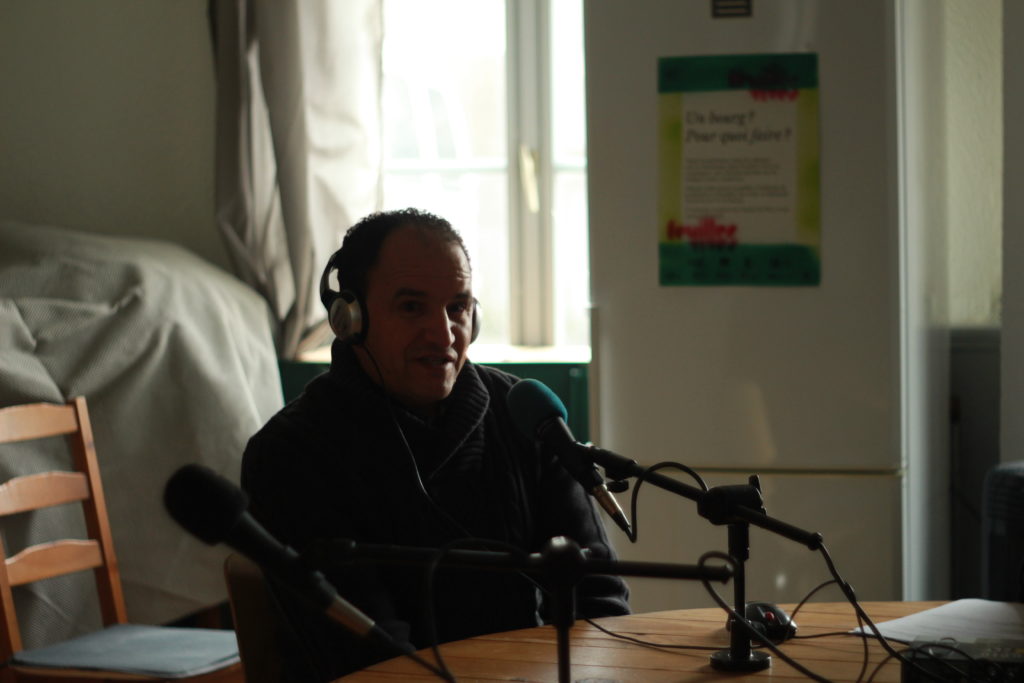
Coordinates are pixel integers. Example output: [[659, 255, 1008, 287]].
[[750, 89, 799, 101], [666, 217, 738, 247]]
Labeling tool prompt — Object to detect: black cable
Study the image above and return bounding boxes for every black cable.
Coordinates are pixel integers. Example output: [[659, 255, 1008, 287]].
[[420, 538, 531, 682], [583, 572, 836, 653], [787, 579, 837, 621], [853, 604, 869, 682], [363, 348, 541, 566], [362, 347, 557, 682], [354, 348, 471, 681], [863, 648, 897, 683], [582, 617, 721, 652], [792, 630, 863, 640], [362, 347, 469, 538], [626, 461, 709, 543], [372, 364, 553, 599], [815, 543, 965, 683], [697, 551, 835, 683], [779, 577, 872, 681]]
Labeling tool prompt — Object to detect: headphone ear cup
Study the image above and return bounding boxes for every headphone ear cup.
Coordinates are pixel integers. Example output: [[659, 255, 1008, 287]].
[[329, 290, 365, 343]]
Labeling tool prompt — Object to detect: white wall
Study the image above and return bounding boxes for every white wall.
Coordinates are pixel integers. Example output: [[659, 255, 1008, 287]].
[[0, 0, 226, 270]]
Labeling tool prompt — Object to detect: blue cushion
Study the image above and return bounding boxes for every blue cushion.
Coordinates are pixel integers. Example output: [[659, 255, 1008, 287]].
[[11, 624, 240, 678]]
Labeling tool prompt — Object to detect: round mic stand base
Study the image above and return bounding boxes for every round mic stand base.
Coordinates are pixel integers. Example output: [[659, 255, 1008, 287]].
[[710, 648, 771, 672]]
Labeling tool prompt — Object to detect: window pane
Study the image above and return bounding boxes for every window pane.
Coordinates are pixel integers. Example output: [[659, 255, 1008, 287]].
[[551, 0, 589, 350], [552, 170, 589, 348], [551, 0, 587, 167], [382, 0, 507, 164]]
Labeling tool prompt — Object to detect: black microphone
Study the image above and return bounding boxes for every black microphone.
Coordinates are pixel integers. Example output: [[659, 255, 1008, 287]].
[[163, 464, 396, 646], [506, 379, 632, 536]]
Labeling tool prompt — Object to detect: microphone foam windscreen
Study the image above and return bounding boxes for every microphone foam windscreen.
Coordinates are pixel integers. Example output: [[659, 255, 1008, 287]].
[[506, 378, 568, 438], [164, 463, 249, 545]]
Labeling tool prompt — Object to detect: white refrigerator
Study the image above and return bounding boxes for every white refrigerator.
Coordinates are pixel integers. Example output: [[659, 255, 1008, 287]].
[[584, 0, 948, 614]]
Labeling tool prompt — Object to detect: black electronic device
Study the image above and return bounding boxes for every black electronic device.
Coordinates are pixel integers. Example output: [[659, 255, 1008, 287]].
[[902, 639, 1024, 682], [725, 601, 797, 643], [745, 602, 797, 642]]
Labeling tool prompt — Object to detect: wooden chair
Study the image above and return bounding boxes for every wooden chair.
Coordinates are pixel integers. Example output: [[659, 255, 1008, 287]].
[[0, 398, 243, 682], [223, 554, 283, 683]]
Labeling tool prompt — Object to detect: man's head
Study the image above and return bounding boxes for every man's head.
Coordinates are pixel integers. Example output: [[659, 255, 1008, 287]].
[[326, 209, 474, 416]]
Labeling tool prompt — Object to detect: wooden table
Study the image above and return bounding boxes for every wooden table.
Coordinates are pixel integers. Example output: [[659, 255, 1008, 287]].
[[340, 601, 945, 682]]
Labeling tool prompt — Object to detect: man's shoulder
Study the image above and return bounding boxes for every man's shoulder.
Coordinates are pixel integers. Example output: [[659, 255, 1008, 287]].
[[244, 373, 348, 459]]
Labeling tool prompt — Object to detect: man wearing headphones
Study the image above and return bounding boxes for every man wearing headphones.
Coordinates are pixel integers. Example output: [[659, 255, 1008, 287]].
[[241, 208, 629, 681]]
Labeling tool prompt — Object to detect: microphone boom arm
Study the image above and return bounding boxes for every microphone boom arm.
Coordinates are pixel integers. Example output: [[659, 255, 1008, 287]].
[[304, 536, 733, 583], [306, 535, 732, 683], [584, 445, 823, 550]]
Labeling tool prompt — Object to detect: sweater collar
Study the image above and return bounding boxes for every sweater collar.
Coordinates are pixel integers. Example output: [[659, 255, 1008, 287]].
[[328, 340, 490, 458]]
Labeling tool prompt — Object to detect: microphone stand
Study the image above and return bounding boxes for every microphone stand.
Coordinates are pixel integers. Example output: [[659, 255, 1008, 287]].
[[583, 445, 823, 672], [305, 535, 732, 683], [700, 478, 771, 671]]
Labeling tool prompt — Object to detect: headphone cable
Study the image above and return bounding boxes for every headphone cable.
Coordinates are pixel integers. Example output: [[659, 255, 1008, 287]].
[[358, 347, 555, 675]]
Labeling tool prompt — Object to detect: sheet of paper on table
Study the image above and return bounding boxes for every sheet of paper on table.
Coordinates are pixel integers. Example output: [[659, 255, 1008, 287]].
[[852, 599, 1024, 643]]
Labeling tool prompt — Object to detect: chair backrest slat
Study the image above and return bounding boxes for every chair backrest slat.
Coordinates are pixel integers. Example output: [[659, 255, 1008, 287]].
[[6, 540, 103, 586], [0, 397, 128, 659], [0, 472, 90, 515], [0, 403, 78, 442]]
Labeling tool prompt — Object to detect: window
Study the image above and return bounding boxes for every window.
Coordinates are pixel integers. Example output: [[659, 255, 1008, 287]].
[[381, 0, 589, 358]]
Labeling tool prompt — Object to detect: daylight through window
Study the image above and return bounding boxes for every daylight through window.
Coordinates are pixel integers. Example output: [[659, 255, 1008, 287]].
[[381, 0, 589, 357]]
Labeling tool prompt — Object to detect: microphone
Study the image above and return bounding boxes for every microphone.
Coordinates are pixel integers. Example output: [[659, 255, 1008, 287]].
[[507, 379, 632, 536], [163, 464, 395, 645]]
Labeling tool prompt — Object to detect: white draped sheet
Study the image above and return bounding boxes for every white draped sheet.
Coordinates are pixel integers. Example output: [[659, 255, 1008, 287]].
[[0, 221, 283, 648]]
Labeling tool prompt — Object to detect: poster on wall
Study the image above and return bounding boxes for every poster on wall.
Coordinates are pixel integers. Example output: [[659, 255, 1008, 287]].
[[657, 53, 820, 286]]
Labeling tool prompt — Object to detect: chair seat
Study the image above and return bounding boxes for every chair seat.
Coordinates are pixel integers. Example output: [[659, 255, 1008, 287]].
[[11, 624, 240, 679]]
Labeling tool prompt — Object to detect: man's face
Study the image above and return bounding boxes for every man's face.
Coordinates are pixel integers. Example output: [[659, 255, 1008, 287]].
[[355, 225, 473, 416]]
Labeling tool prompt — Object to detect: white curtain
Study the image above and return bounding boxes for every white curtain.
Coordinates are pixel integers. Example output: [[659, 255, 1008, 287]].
[[211, 0, 383, 358]]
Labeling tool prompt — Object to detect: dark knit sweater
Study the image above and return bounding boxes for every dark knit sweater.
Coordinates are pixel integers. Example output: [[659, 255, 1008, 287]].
[[241, 342, 630, 680]]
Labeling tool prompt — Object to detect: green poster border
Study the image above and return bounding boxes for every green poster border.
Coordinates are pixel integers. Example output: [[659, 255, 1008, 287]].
[[659, 244, 820, 286], [659, 53, 818, 93]]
